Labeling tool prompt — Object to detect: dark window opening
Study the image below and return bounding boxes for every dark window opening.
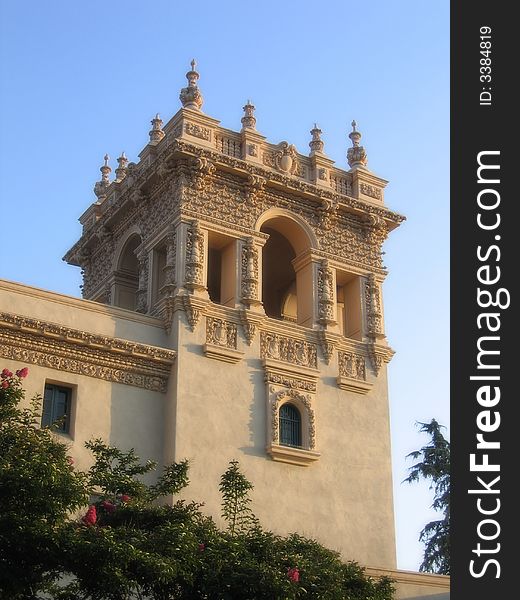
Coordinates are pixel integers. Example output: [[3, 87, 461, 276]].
[[279, 403, 302, 448], [41, 384, 71, 433]]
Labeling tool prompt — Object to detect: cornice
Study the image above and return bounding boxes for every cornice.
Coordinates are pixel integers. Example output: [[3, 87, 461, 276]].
[[0, 310, 175, 392]]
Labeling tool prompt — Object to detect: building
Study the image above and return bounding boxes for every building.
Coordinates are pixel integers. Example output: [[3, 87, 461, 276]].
[[0, 61, 449, 599]]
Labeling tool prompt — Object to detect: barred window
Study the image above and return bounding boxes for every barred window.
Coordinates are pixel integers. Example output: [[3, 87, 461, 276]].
[[279, 403, 302, 448]]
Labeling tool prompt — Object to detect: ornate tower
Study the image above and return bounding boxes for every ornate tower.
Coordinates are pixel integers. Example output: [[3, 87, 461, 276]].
[[64, 61, 404, 569]]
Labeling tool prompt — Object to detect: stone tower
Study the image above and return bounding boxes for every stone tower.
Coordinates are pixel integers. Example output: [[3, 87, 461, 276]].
[[64, 61, 404, 569]]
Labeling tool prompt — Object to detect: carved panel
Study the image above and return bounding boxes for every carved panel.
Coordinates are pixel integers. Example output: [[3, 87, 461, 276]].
[[317, 260, 335, 325], [260, 331, 317, 369], [338, 351, 366, 381], [185, 221, 204, 288], [206, 317, 237, 349], [360, 183, 382, 200], [185, 122, 211, 140], [240, 238, 259, 304]]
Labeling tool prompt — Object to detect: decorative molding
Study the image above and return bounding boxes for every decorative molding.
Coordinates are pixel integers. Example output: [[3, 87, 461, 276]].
[[0, 312, 175, 392], [239, 308, 265, 345], [240, 238, 260, 306], [180, 292, 206, 331], [317, 259, 335, 326], [337, 351, 372, 394], [203, 316, 243, 363], [360, 182, 382, 200], [185, 122, 211, 141], [260, 331, 317, 369], [185, 220, 205, 289]]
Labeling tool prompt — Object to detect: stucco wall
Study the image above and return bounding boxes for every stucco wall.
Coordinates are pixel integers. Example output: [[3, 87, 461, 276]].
[[169, 309, 397, 569]]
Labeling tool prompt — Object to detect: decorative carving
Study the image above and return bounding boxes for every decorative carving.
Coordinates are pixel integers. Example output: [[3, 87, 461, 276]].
[[115, 152, 129, 181], [0, 312, 175, 392], [149, 114, 165, 144], [181, 293, 204, 330], [206, 317, 237, 349], [360, 183, 382, 200], [185, 220, 205, 289], [347, 121, 368, 169], [239, 308, 265, 345], [189, 156, 215, 189], [136, 250, 149, 313], [317, 329, 336, 365], [179, 59, 203, 110], [365, 274, 383, 338], [240, 238, 259, 305], [329, 174, 352, 196], [185, 122, 211, 141], [265, 371, 316, 392], [241, 101, 257, 130], [260, 331, 317, 369], [275, 141, 299, 175], [244, 174, 266, 205], [338, 351, 366, 381], [93, 154, 112, 199], [309, 124, 324, 154], [365, 214, 388, 249], [272, 389, 316, 450], [162, 229, 177, 289], [317, 260, 335, 325]]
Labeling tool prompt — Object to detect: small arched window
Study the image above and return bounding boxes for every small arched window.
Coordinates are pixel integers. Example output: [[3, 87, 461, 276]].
[[279, 403, 302, 448]]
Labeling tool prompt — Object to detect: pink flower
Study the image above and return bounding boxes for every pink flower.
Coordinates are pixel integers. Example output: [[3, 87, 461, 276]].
[[1, 368, 13, 379], [82, 505, 97, 526], [1, 380, 9, 389], [120, 494, 131, 503], [15, 367, 29, 378], [198, 543, 205, 552], [101, 500, 116, 513], [287, 567, 300, 583]]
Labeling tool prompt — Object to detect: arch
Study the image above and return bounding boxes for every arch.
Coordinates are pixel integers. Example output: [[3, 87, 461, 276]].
[[258, 210, 316, 327], [111, 227, 143, 310], [112, 225, 143, 271], [255, 208, 318, 255], [272, 389, 316, 450]]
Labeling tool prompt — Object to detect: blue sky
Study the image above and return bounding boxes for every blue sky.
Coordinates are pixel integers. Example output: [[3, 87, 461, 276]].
[[0, 0, 449, 571]]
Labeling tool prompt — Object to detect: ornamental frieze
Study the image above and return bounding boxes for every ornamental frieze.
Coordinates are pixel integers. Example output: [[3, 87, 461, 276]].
[[260, 331, 317, 369], [0, 313, 175, 392]]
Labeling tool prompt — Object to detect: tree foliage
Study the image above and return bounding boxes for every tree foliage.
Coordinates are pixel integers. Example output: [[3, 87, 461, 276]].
[[404, 418, 450, 574], [1, 366, 395, 599]]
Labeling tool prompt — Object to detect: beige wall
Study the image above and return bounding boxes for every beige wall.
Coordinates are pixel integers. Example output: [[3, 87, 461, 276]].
[[169, 308, 397, 569]]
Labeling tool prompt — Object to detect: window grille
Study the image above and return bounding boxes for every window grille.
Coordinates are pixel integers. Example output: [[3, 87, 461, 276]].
[[279, 403, 302, 448]]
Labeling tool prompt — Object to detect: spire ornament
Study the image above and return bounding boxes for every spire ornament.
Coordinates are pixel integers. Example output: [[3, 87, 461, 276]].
[[309, 123, 324, 154], [94, 154, 112, 199], [241, 100, 256, 130], [347, 120, 368, 168], [149, 114, 165, 143], [115, 152, 128, 181], [179, 59, 203, 110]]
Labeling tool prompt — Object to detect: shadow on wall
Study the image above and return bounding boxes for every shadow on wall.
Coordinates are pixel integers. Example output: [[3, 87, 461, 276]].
[[400, 593, 449, 600]]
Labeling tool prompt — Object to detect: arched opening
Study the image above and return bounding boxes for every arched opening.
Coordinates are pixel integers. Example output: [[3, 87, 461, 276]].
[[259, 213, 314, 327], [279, 403, 302, 448], [261, 227, 296, 320], [113, 234, 141, 310]]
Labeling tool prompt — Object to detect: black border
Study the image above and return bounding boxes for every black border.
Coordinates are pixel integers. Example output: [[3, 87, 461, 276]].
[[451, 3, 516, 597]]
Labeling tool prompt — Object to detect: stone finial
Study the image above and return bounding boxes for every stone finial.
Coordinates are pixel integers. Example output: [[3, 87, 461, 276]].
[[309, 123, 324, 154], [179, 59, 203, 110], [347, 120, 368, 168], [94, 154, 112, 198], [149, 114, 165, 143], [115, 152, 129, 181], [241, 100, 257, 130]]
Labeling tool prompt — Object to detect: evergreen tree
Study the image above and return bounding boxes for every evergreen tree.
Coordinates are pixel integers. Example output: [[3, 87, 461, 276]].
[[405, 419, 450, 574]]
